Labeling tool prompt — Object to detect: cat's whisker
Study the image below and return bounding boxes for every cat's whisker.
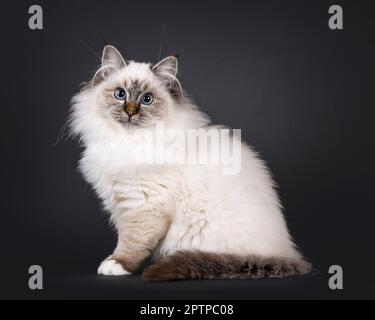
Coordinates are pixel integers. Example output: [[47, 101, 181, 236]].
[[54, 118, 71, 146]]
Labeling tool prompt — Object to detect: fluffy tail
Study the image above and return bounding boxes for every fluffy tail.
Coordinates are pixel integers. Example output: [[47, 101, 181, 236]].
[[143, 250, 312, 282]]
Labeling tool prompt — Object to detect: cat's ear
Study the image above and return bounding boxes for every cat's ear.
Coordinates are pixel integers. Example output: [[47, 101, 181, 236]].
[[152, 56, 182, 101], [92, 45, 126, 86], [152, 56, 178, 80], [101, 45, 126, 69]]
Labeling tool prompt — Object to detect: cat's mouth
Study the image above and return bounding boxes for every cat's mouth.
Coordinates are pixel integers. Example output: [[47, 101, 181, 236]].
[[126, 114, 141, 124], [114, 114, 143, 128], [111, 109, 151, 128], [112, 111, 135, 123], [122, 117, 137, 125]]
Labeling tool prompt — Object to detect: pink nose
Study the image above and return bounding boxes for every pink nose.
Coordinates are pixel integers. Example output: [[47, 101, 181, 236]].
[[124, 102, 139, 117]]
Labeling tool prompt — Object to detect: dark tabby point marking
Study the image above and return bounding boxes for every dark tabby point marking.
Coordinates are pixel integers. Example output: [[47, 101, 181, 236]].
[[143, 251, 313, 282]]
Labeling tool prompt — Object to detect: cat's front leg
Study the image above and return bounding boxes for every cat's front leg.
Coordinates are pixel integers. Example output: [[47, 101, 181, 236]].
[[97, 211, 170, 276], [97, 255, 131, 275]]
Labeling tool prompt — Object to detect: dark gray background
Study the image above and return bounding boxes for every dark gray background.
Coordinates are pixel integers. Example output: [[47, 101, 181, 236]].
[[1, 0, 374, 299]]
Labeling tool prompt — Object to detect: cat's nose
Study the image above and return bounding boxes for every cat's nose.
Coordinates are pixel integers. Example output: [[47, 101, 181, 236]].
[[125, 110, 137, 117], [124, 102, 139, 117]]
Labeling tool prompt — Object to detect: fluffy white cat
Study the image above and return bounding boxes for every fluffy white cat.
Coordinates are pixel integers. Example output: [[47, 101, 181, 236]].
[[69, 45, 312, 281]]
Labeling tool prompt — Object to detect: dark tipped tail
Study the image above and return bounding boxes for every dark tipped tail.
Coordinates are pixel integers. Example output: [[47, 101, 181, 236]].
[[143, 250, 312, 282]]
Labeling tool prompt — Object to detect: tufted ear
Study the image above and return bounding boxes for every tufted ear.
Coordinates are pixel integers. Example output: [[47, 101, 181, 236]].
[[101, 45, 126, 69], [92, 45, 127, 86], [152, 56, 178, 82], [152, 56, 182, 100]]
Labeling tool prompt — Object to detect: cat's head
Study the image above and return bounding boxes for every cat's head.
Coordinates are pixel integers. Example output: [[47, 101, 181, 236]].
[[72, 45, 182, 136]]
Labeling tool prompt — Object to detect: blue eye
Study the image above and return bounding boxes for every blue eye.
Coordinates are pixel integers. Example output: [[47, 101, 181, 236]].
[[140, 93, 154, 105], [114, 88, 126, 100]]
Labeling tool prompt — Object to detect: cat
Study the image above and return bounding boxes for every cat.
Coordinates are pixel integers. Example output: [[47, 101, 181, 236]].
[[69, 44, 312, 281]]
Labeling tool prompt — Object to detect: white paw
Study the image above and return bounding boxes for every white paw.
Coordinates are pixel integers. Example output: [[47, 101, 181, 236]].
[[97, 258, 131, 276]]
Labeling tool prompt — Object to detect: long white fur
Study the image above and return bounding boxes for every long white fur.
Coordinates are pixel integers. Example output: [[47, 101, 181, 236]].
[[70, 57, 303, 271]]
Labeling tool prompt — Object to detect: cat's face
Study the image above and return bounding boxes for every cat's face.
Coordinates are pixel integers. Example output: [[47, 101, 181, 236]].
[[91, 45, 182, 129]]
